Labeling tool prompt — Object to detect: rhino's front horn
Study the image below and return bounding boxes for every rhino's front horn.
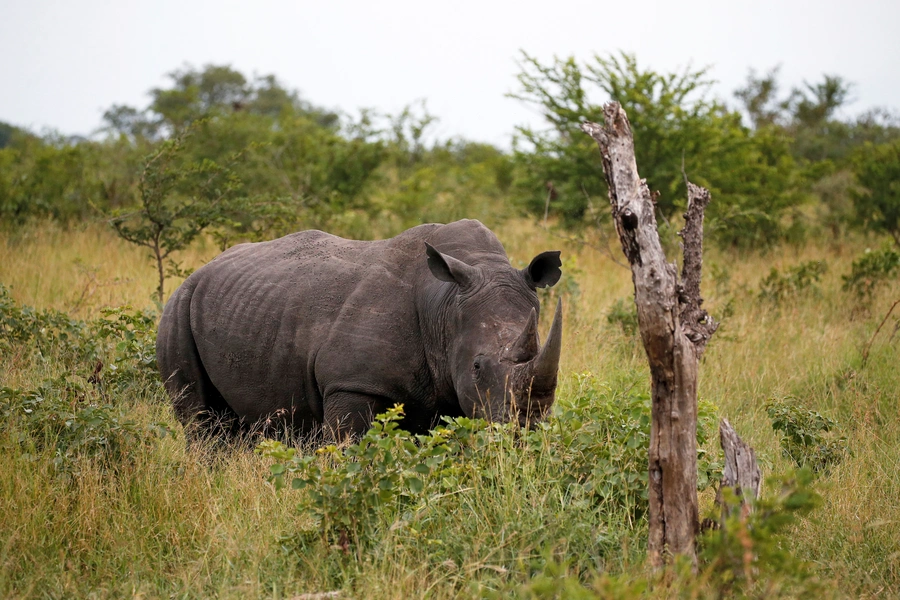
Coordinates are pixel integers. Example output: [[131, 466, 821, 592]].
[[530, 298, 563, 393]]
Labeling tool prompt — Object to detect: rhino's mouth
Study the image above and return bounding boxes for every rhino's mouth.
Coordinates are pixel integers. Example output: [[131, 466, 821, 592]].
[[514, 400, 553, 428]]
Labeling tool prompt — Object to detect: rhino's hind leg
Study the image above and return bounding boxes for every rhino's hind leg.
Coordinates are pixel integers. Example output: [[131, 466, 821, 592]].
[[161, 342, 242, 443], [158, 286, 241, 444], [323, 392, 392, 443]]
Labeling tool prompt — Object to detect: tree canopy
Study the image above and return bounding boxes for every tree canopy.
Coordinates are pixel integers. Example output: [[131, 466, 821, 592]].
[[1, 59, 898, 252]]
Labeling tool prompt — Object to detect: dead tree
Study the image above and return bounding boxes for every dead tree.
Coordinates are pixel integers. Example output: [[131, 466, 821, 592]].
[[717, 418, 761, 523], [582, 103, 718, 567]]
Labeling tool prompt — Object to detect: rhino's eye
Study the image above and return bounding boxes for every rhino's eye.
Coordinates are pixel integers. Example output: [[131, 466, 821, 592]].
[[473, 357, 484, 372]]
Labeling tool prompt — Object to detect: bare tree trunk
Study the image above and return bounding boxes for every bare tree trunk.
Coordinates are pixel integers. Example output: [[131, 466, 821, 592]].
[[582, 103, 717, 567]]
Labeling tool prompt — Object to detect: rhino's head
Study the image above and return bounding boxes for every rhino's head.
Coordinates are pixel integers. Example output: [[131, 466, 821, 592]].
[[425, 242, 563, 427]]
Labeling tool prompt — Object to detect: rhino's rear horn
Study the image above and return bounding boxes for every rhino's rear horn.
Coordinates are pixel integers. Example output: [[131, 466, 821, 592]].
[[530, 299, 563, 394], [506, 308, 539, 363]]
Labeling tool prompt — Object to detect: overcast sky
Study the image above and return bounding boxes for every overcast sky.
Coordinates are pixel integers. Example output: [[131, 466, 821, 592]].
[[2, 0, 898, 147]]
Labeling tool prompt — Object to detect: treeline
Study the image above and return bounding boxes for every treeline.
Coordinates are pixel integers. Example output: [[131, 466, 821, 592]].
[[0, 65, 513, 241], [1, 55, 899, 249], [513, 54, 900, 248]]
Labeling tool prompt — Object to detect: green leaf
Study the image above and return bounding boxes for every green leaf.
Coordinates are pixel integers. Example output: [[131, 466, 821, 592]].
[[406, 477, 424, 494]]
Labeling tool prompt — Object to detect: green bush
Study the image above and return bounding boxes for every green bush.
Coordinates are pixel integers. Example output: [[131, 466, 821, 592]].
[[758, 260, 828, 304], [258, 373, 721, 551], [700, 470, 824, 597], [0, 376, 174, 471], [765, 397, 848, 473], [509, 52, 807, 249], [851, 139, 900, 247], [257, 405, 472, 548], [842, 245, 900, 301], [0, 284, 159, 393]]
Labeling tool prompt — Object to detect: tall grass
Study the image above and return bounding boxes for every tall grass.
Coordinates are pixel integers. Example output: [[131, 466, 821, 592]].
[[1, 219, 898, 598]]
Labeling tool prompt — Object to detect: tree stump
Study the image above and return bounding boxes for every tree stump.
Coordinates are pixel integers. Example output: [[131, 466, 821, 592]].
[[582, 103, 718, 567], [717, 418, 761, 523]]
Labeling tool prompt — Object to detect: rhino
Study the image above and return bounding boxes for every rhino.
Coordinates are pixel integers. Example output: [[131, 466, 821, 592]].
[[156, 219, 563, 441]]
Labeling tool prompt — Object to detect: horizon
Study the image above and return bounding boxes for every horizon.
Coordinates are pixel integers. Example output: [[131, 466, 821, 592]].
[[2, 0, 898, 148]]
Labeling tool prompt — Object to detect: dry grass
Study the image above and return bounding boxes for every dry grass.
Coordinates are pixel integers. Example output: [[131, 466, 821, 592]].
[[1, 219, 899, 597]]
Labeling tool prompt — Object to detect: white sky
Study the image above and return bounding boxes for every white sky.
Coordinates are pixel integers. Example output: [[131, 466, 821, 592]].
[[2, 0, 898, 148]]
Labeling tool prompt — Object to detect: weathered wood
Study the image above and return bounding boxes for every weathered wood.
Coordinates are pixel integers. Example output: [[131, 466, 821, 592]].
[[717, 418, 761, 523], [581, 103, 717, 567]]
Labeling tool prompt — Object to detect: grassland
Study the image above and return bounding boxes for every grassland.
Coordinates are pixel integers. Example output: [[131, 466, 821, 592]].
[[1, 218, 898, 598]]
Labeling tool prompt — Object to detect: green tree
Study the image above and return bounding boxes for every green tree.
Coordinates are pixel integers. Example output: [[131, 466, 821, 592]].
[[108, 127, 250, 304], [0, 132, 107, 224], [734, 68, 900, 239], [510, 52, 805, 247], [851, 139, 900, 247], [100, 105, 160, 140], [0, 121, 20, 149], [144, 64, 339, 135], [733, 66, 786, 130]]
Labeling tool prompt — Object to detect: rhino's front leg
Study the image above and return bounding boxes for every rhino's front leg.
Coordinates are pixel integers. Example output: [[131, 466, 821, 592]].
[[323, 392, 391, 442]]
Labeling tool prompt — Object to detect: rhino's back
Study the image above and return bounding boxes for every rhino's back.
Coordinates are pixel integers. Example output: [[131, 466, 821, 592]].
[[181, 225, 441, 421]]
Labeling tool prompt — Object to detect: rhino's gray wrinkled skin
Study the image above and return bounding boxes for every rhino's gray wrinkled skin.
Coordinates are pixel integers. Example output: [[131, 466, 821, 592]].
[[156, 219, 563, 440]]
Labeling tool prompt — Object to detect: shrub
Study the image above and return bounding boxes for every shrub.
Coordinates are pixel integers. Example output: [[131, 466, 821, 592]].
[[257, 405, 476, 549], [0, 284, 159, 394], [606, 297, 639, 337], [758, 260, 828, 304], [700, 469, 824, 597], [509, 469, 825, 598], [842, 245, 900, 302], [765, 397, 848, 473], [851, 139, 900, 247], [258, 373, 721, 550], [0, 376, 174, 471]]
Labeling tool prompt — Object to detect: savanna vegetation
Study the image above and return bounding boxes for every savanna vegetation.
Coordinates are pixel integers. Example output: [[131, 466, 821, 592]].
[[1, 55, 899, 598]]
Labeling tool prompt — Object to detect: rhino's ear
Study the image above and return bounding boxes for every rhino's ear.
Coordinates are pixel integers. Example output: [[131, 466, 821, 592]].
[[523, 251, 562, 289], [425, 242, 478, 288]]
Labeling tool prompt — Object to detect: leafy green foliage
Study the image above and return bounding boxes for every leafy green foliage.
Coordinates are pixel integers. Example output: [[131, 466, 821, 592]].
[[258, 374, 721, 550], [510, 471, 826, 600], [511, 51, 726, 220], [258, 405, 488, 548], [0, 132, 105, 224], [554, 374, 722, 500], [701, 470, 824, 597], [842, 245, 900, 301], [107, 125, 276, 303], [758, 260, 828, 304], [851, 139, 900, 247], [606, 297, 638, 337], [0, 284, 159, 392], [0, 377, 174, 471], [143, 65, 339, 135], [0, 285, 170, 470], [509, 52, 806, 248], [766, 397, 848, 473]]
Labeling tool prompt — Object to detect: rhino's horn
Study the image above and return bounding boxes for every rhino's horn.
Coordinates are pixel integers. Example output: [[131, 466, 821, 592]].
[[530, 298, 563, 394], [507, 308, 539, 362]]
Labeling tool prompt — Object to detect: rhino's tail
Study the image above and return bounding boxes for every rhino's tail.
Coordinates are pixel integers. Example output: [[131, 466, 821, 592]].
[[157, 280, 240, 440]]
